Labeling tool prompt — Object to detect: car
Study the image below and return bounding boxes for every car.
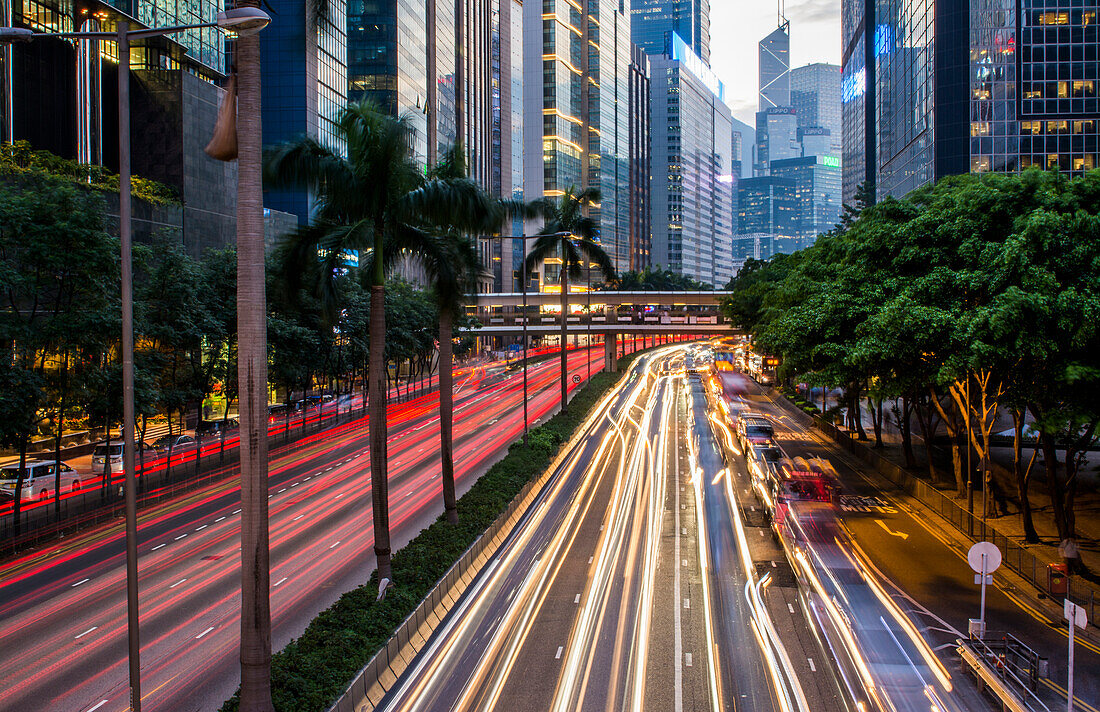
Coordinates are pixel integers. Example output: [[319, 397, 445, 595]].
[[0, 459, 82, 501], [738, 415, 775, 449], [150, 434, 196, 454], [92, 442, 154, 473], [747, 442, 784, 481], [196, 418, 240, 438]]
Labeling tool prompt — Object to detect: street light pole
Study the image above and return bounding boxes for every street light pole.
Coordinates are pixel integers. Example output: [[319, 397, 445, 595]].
[[115, 22, 142, 711]]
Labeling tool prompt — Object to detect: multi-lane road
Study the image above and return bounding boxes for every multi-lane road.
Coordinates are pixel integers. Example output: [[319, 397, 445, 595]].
[[376, 347, 850, 712], [0, 347, 610, 712]]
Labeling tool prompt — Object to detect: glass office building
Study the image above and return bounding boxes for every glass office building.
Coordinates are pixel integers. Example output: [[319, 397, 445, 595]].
[[841, 0, 875, 203], [649, 33, 734, 286], [630, 0, 710, 63], [628, 44, 652, 272], [843, 0, 1100, 206], [759, 24, 790, 111], [264, 0, 349, 222], [735, 176, 797, 261], [524, 0, 634, 277], [771, 155, 843, 250], [791, 63, 842, 154]]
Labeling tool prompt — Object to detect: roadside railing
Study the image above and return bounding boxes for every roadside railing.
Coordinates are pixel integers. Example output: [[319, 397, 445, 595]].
[[767, 390, 1100, 630], [957, 636, 1051, 712]]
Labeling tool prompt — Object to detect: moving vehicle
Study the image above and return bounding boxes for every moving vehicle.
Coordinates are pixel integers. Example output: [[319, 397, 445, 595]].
[[763, 456, 840, 534], [0, 459, 82, 501], [736, 413, 774, 448], [93, 442, 155, 474], [150, 434, 196, 455], [196, 418, 240, 438]]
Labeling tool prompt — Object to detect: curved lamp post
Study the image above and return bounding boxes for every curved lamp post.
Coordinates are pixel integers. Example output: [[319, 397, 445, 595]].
[[0, 9, 270, 711]]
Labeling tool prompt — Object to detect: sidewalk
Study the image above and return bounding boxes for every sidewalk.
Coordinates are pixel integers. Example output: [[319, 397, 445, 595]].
[[829, 395, 1100, 582]]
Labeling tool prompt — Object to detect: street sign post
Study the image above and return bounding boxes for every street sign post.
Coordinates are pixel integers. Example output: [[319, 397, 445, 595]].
[[967, 542, 1002, 639], [1064, 599, 1087, 712]]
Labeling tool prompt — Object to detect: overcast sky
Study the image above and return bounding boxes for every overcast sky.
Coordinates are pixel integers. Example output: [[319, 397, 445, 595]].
[[710, 1, 841, 125]]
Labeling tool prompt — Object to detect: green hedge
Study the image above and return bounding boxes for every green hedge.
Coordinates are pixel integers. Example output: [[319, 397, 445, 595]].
[[220, 353, 642, 712]]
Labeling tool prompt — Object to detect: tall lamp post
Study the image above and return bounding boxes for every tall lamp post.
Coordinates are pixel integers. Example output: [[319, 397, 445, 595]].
[[0, 10, 269, 711], [481, 232, 569, 445]]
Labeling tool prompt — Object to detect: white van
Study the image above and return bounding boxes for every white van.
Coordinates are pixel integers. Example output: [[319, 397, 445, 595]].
[[92, 442, 152, 474], [0, 460, 83, 501]]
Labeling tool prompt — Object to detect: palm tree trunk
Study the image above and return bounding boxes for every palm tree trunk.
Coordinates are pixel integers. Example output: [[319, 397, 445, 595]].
[[560, 267, 569, 413], [235, 25, 274, 712], [369, 279, 393, 584], [439, 310, 458, 524]]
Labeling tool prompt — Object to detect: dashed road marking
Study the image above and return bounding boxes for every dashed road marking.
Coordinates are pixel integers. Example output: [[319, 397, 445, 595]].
[[195, 525, 207, 531], [174, 534, 187, 541], [86, 701, 109, 712], [215, 516, 226, 522], [329, 541, 340, 549], [587, 556, 593, 564], [278, 488, 287, 493], [274, 577, 288, 587], [232, 509, 241, 515], [807, 658, 816, 672], [152, 543, 166, 551], [788, 604, 795, 614], [293, 514, 304, 521], [170, 579, 187, 588], [682, 559, 688, 567], [72, 578, 90, 587], [75, 626, 97, 639], [555, 646, 563, 660], [574, 594, 580, 604], [683, 598, 690, 609], [195, 626, 214, 639], [685, 652, 693, 667], [335, 493, 345, 499]]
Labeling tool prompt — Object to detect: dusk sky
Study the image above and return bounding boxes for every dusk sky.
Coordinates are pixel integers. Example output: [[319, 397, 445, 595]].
[[710, 0, 842, 124]]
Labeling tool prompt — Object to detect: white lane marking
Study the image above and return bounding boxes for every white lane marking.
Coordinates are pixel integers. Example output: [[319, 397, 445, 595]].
[[682, 559, 688, 567], [86, 700, 109, 712], [293, 515, 304, 521], [324, 467, 332, 472], [574, 594, 580, 604], [74, 626, 97, 639], [555, 646, 563, 660], [683, 598, 690, 609], [681, 527, 687, 535], [807, 658, 816, 672], [195, 626, 214, 639], [329, 541, 340, 549], [152, 543, 166, 551], [685, 652, 693, 667], [232, 509, 241, 514], [335, 493, 345, 499], [587, 556, 593, 564], [174, 534, 187, 541], [274, 577, 288, 587], [788, 603, 795, 614], [304, 476, 311, 481], [71, 578, 90, 587], [278, 488, 287, 493], [170, 579, 187, 588], [268, 494, 273, 499], [215, 516, 226, 522], [195, 525, 207, 531], [291, 482, 299, 487]]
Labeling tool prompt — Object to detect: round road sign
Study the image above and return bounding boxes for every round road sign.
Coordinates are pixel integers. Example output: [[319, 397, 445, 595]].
[[967, 542, 1002, 574], [572, 374, 582, 384]]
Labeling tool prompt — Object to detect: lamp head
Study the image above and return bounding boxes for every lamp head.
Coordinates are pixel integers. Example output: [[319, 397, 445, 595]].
[[215, 8, 271, 36], [0, 27, 35, 44]]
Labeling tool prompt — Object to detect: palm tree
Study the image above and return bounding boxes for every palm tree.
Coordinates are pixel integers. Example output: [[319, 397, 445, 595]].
[[526, 187, 616, 413], [264, 102, 501, 585], [234, 7, 274, 709]]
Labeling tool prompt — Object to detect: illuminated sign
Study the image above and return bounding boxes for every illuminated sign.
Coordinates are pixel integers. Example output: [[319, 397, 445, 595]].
[[820, 156, 840, 168], [670, 32, 725, 103]]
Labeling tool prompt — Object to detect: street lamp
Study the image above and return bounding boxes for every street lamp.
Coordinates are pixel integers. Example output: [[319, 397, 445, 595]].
[[0, 10, 270, 712], [480, 232, 569, 445]]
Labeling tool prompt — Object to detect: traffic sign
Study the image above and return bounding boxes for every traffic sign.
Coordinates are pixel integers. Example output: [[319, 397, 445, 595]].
[[572, 374, 581, 384], [1065, 599, 1087, 629], [967, 542, 1002, 574]]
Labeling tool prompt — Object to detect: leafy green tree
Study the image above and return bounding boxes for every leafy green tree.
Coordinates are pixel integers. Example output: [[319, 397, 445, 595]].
[[612, 266, 712, 291], [525, 187, 616, 413]]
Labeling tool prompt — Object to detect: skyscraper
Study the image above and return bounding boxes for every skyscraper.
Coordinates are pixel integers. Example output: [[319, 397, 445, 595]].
[[628, 45, 652, 272], [791, 63, 842, 155], [263, 0, 349, 223], [843, 0, 1099, 205], [524, 0, 634, 276], [758, 24, 790, 111], [650, 33, 734, 286], [630, 0, 711, 63], [841, 0, 875, 204]]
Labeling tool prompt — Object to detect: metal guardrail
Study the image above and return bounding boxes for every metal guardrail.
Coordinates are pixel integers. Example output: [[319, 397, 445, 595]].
[[765, 392, 1100, 630], [957, 637, 1051, 712]]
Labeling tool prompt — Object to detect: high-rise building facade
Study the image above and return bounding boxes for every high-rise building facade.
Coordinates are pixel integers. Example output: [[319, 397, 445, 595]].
[[771, 155, 842, 249], [735, 176, 796, 261], [263, 0, 349, 222], [630, 0, 710, 62], [843, 0, 1100, 206], [791, 63, 842, 154], [841, 0, 875, 203], [3, 0, 239, 255], [524, 0, 634, 277], [758, 24, 791, 111], [649, 33, 734, 287], [628, 45, 652, 272]]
